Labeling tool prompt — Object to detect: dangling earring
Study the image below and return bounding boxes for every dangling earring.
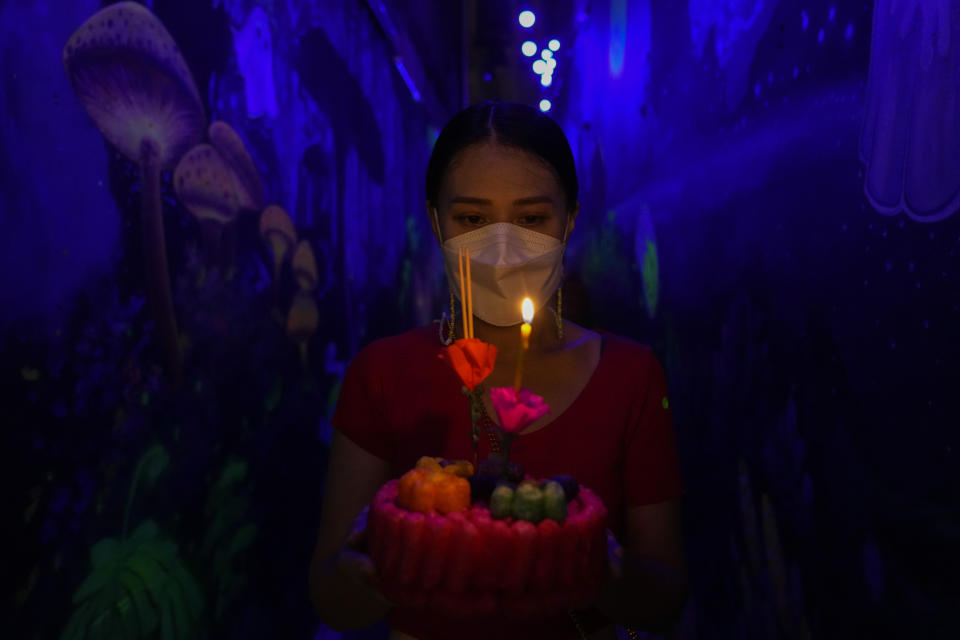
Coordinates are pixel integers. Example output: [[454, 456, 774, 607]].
[[553, 285, 564, 342], [439, 289, 457, 345]]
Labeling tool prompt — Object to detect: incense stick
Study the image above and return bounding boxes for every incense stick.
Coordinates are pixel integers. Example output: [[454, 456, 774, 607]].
[[458, 248, 467, 339], [465, 247, 473, 338]]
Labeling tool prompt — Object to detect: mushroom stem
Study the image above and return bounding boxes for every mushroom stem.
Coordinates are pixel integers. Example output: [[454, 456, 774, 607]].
[[200, 219, 222, 269], [299, 341, 309, 371], [140, 137, 181, 388], [220, 220, 238, 279]]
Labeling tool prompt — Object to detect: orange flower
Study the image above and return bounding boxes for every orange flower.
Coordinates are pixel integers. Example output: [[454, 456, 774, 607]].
[[439, 338, 498, 391]]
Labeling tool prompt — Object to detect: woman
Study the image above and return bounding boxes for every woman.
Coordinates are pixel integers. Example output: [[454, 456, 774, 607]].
[[309, 102, 686, 639]]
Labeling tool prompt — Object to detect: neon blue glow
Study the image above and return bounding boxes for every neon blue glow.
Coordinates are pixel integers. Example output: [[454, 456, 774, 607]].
[[802, 10, 809, 31], [845, 23, 854, 39], [532, 59, 548, 75], [548, 39, 560, 51], [541, 73, 552, 87], [541, 49, 553, 60], [522, 41, 537, 57], [519, 11, 536, 28], [609, 0, 626, 76], [539, 99, 551, 112], [393, 57, 421, 102]]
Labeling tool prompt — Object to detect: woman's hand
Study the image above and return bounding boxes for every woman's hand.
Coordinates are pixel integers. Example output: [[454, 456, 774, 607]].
[[335, 505, 394, 608], [606, 528, 624, 581]]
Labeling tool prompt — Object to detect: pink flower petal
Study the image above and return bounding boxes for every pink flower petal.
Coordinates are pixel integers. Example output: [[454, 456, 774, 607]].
[[489, 387, 551, 435]]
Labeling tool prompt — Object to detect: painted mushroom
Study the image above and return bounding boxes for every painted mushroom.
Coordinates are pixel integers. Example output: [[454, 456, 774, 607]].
[[208, 121, 263, 272], [286, 290, 318, 369], [174, 121, 262, 272], [208, 121, 263, 210], [292, 240, 318, 291], [63, 2, 206, 386], [174, 143, 241, 266], [258, 205, 297, 285]]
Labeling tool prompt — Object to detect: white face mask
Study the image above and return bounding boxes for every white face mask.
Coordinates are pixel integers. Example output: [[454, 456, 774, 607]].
[[435, 213, 568, 327]]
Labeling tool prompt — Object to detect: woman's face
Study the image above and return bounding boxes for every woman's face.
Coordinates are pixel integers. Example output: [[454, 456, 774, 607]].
[[431, 142, 577, 243]]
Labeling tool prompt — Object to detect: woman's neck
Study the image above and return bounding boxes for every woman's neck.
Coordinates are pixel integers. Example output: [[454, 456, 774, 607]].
[[467, 308, 562, 357]]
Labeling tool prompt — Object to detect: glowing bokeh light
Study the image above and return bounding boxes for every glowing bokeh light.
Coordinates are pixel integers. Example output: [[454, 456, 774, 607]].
[[541, 49, 553, 60], [522, 41, 537, 56], [609, 0, 626, 76], [518, 10, 536, 28], [539, 99, 551, 112], [547, 58, 557, 70], [541, 73, 553, 87], [548, 39, 561, 51], [532, 59, 548, 74]]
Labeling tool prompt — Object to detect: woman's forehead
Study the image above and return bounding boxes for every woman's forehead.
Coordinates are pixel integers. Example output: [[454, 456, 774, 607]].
[[440, 143, 563, 201]]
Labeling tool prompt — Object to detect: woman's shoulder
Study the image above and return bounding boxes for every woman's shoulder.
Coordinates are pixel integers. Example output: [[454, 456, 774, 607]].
[[350, 324, 443, 367], [564, 321, 658, 365], [594, 329, 664, 374]]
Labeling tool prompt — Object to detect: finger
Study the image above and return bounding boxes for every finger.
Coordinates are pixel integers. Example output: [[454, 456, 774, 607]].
[[340, 550, 378, 585], [345, 506, 371, 549]]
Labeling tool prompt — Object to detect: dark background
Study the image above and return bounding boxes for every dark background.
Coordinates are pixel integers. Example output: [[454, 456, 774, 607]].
[[2, 0, 957, 638]]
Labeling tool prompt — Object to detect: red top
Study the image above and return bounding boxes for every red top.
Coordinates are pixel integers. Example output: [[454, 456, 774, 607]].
[[331, 325, 683, 639]]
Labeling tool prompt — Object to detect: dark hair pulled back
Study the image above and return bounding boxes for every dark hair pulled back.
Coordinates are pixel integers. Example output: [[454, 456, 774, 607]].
[[425, 101, 579, 211]]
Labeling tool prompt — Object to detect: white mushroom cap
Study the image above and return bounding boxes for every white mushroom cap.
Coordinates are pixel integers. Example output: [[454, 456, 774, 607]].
[[62, 2, 205, 168], [174, 144, 240, 224], [292, 240, 318, 291], [287, 291, 319, 341], [259, 205, 297, 248], [209, 121, 263, 211]]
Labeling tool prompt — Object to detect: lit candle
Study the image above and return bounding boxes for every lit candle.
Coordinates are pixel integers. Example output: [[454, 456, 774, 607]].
[[513, 298, 534, 391]]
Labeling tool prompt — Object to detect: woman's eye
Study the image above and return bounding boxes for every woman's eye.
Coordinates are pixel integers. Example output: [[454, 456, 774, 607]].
[[517, 215, 546, 225], [461, 215, 484, 225]]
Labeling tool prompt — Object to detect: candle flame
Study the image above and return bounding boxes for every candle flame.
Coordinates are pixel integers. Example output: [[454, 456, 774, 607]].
[[522, 298, 534, 324]]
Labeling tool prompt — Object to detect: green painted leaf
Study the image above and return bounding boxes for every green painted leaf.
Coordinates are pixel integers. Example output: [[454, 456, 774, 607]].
[[173, 564, 204, 618], [227, 523, 257, 558], [166, 573, 192, 640], [115, 595, 139, 640], [126, 553, 167, 594], [158, 585, 176, 640], [137, 537, 178, 569], [141, 445, 170, 486], [129, 521, 160, 546], [203, 497, 247, 554], [60, 601, 94, 640], [264, 377, 283, 412], [120, 569, 159, 637], [89, 576, 119, 633], [90, 538, 120, 569], [215, 459, 247, 490], [73, 567, 108, 604], [324, 380, 342, 418]]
